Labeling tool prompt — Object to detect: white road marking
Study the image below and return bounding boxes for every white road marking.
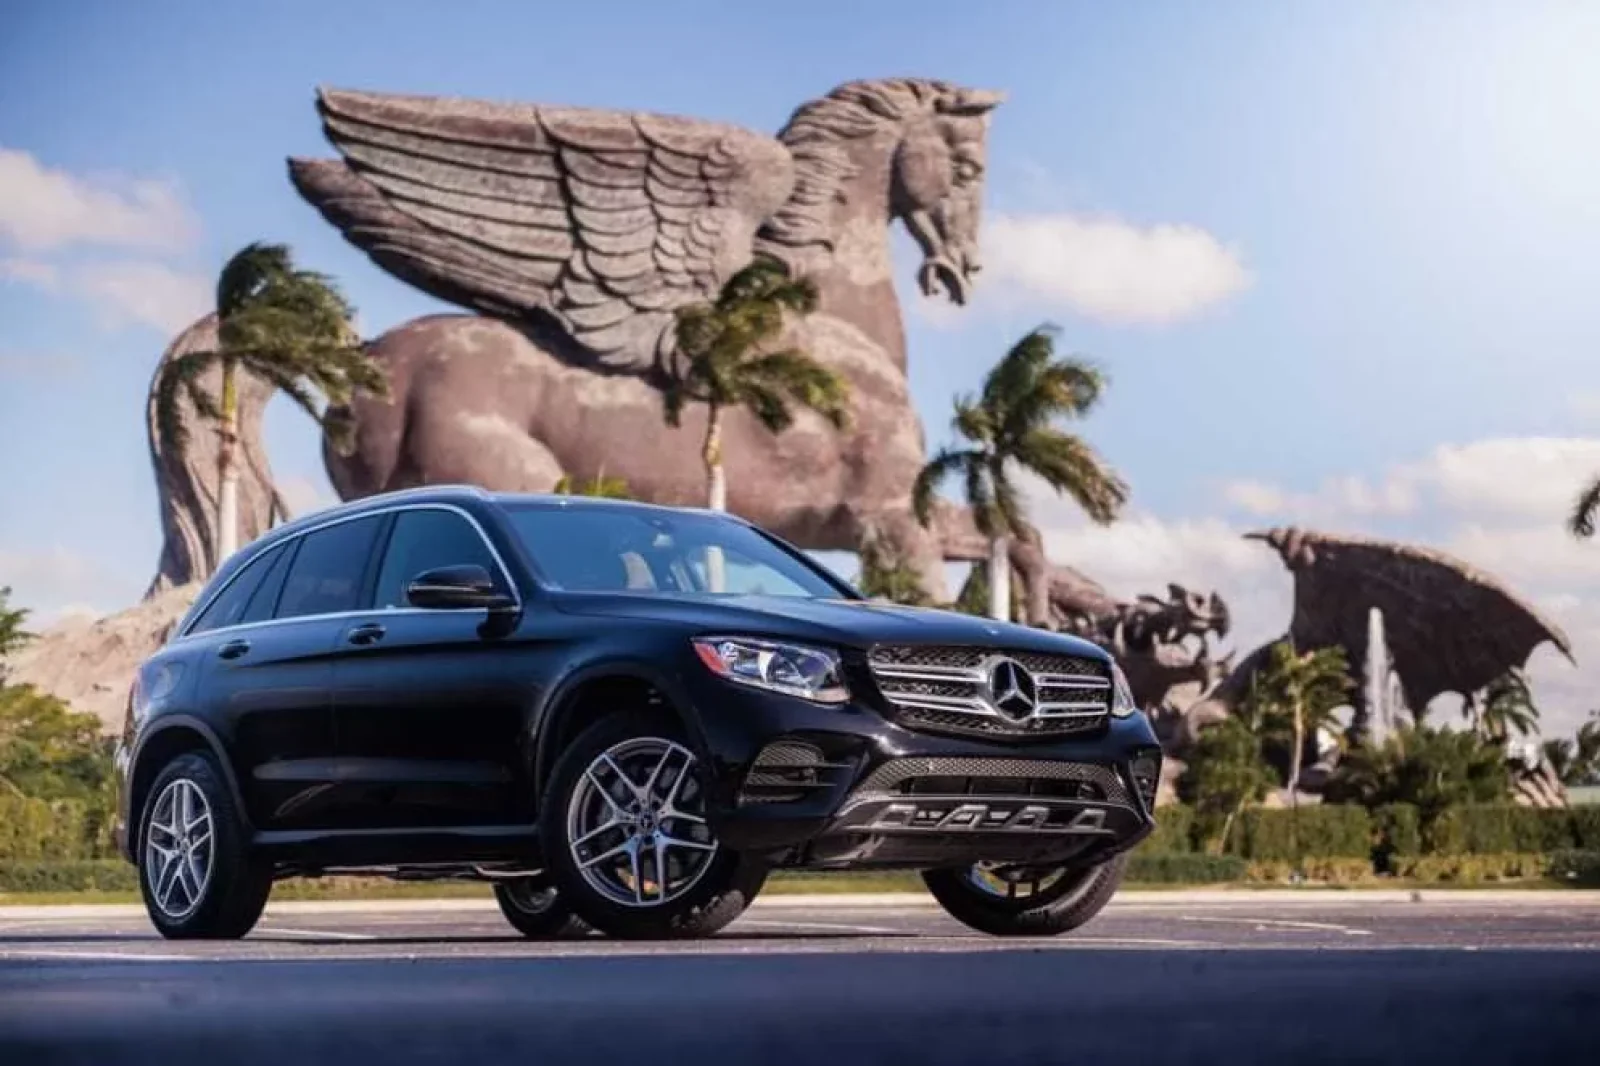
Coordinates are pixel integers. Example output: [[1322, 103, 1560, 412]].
[[0, 949, 197, 963], [1180, 915, 1373, 936], [254, 925, 378, 941], [735, 918, 902, 935]]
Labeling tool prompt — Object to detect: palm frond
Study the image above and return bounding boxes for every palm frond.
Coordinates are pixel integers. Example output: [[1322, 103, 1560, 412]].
[[215, 242, 293, 316], [740, 349, 850, 428], [911, 447, 980, 528], [1018, 428, 1129, 524], [951, 396, 993, 446], [1570, 474, 1600, 538], [737, 381, 794, 434], [981, 324, 1060, 414], [964, 456, 1000, 539], [998, 357, 1107, 444]]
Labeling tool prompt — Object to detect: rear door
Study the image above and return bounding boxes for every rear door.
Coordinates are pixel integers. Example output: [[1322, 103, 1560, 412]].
[[200, 514, 385, 831], [327, 505, 530, 828]]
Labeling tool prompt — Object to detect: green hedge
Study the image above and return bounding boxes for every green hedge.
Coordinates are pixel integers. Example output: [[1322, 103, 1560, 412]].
[[1547, 849, 1600, 888], [1374, 803, 1421, 860], [1141, 804, 1195, 853], [1231, 805, 1371, 860], [1426, 805, 1581, 855], [0, 859, 137, 893], [1125, 852, 1245, 884]]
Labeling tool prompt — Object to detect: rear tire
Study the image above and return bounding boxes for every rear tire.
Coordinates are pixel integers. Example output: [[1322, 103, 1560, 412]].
[[492, 876, 588, 938], [137, 751, 272, 940], [540, 711, 767, 939], [922, 853, 1126, 937]]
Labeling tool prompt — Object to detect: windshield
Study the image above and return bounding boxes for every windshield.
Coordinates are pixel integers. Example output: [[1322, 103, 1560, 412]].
[[505, 505, 853, 599]]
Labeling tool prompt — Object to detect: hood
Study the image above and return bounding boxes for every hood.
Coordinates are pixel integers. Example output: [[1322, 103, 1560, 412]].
[[552, 591, 1111, 660]]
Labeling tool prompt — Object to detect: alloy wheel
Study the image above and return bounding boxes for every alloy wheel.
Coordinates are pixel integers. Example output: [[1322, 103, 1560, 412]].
[[565, 737, 718, 908], [966, 861, 1069, 902], [143, 778, 215, 921]]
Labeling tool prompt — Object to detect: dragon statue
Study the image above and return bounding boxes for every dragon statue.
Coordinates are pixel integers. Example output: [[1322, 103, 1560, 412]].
[[285, 76, 1079, 607]]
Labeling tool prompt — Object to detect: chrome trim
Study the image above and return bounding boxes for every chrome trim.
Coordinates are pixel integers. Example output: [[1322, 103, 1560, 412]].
[[869, 664, 985, 683], [868, 645, 1112, 734], [1036, 673, 1112, 688], [176, 501, 522, 643]]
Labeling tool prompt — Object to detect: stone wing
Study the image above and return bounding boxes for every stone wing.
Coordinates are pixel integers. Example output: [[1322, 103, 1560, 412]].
[[289, 88, 795, 376], [1252, 527, 1573, 708]]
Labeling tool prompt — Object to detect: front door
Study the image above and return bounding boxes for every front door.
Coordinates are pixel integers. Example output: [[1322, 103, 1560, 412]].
[[328, 506, 530, 829], [197, 514, 385, 831]]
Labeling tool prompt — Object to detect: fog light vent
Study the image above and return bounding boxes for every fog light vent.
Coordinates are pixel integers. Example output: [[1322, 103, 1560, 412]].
[[1128, 752, 1161, 810], [739, 740, 846, 806]]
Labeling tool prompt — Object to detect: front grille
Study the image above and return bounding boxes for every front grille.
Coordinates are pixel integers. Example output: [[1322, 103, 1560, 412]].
[[854, 757, 1131, 806], [868, 644, 1112, 740]]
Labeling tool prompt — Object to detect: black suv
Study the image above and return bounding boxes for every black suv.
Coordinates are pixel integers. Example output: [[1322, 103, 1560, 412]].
[[116, 486, 1160, 940]]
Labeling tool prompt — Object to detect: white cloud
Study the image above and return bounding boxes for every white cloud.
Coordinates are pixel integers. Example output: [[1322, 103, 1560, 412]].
[[0, 546, 139, 625], [0, 146, 198, 253], [0, 257, 60, 289], [75, 260, 210, 334], [981, 211, 1251, 325]]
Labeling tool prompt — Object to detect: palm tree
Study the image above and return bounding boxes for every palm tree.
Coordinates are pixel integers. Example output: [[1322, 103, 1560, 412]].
[[1569, 476, 1600, 538], [664, 255, 848, 513], [1251, 640, 1351, 801], [1469, 670, 1540, 744], [154, 243, 385, 565], [911, 324, 1127, 620]]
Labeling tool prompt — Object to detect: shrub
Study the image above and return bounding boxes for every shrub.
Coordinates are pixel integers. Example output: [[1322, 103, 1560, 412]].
[[1393, 852, 1548, 884], [1509, 807, 1578, 853], [1373, 803, 1421, 865], [1546, 849, 1600, 888], [1125, 852, 1245, 884], [1569, 807, 1600, 849], [0, 859, 137, 893], [1231, 805, 1371, 860], [0, 793, 107, 860], [1141, 804, 1195, 854], [1426, 805, 1576, 856], [1243, 857, 1375, 885]]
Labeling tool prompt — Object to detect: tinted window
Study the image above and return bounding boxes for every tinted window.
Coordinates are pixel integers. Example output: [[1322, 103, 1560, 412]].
[[505, 506, 845, 599], [373, 509, 502, 609], [239, 541, 294, 624], [275, 516, 383, 619], [188, 545, 282, 635]]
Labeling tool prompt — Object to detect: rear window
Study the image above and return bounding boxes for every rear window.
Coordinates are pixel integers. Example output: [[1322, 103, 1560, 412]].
[[275, 515, 384, 619], [187, 545, 283, 635]]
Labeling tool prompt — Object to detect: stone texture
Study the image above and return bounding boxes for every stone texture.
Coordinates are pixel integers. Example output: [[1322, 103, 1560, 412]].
[[146, 314, 284, 596], [293, 78, 1003, 604], [4, 583, 198, 734]]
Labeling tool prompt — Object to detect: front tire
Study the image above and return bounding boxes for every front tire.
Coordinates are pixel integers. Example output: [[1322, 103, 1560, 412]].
[[137, 751, 272, 940], [923, 853, 1127, 937], [540, 711, 766, 939], [492, 876, 587, 938]]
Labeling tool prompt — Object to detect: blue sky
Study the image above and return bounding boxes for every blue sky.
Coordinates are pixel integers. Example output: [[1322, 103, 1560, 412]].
[[3, 1, 1600, 735]]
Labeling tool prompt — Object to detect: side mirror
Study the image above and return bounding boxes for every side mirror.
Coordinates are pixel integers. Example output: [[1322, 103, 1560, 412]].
[[405, 565, 516, 612]]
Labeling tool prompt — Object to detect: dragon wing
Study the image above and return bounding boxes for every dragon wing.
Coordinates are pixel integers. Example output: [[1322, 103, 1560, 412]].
[[1250, 526, 1573, 709], [288, 88, 796, 376]]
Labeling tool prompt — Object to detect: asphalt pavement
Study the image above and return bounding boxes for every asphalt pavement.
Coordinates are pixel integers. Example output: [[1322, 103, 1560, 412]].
[[2, 891, 1597, 1065]]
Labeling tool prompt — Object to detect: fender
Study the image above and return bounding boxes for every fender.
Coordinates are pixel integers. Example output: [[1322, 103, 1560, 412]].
[[130, 714, 254, 834], [530, 656, 708, 796]]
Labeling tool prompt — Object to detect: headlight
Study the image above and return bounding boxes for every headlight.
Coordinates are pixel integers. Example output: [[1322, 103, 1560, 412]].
[[691, 637, 849, 704], [1110, 663, 1138, 718]]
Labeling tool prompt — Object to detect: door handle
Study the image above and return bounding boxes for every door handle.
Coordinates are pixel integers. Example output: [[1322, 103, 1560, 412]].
[[347, 623, 386, 647], [217, 639, 251, 660]]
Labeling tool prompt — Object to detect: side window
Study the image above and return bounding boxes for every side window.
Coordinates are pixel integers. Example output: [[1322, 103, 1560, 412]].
[[188, 545, 281, 636], [275, 516, 383, 620], [372, 509, 503, 609], [239, 541, 294, 624]]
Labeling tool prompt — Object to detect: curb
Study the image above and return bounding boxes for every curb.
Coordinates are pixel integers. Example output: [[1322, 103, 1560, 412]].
[[2, 889, 1596, 920]]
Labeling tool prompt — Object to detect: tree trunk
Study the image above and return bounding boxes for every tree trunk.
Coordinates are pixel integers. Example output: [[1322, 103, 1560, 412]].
[[215, 358, 241, 568], [988, 535, 1010, 621], [701, 405, 726, 592], [702, 406, 726, 512]]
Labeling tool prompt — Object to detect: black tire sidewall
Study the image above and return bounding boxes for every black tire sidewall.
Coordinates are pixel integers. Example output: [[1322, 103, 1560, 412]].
[[923, 853, 1127, 937], [136, 751, 270, 939], [539, 711, 766, 939], [492, 877, 586, 938]]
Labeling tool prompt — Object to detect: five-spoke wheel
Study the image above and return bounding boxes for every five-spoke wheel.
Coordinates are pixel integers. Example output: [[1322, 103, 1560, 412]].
[[137, 752, 272, 939], [541, 712, 766, 939], [922, 854, 1127, 937]]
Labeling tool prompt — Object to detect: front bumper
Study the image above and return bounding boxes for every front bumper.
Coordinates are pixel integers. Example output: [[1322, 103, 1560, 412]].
[[684, 671, 1162, 871]]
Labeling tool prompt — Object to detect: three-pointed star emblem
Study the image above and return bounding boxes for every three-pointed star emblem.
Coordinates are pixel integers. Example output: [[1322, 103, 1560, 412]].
[[987, 657, 1038, 720]]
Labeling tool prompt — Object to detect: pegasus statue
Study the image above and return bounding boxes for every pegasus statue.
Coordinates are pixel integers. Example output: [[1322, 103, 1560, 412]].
[[287, 77, 1053, 605]]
